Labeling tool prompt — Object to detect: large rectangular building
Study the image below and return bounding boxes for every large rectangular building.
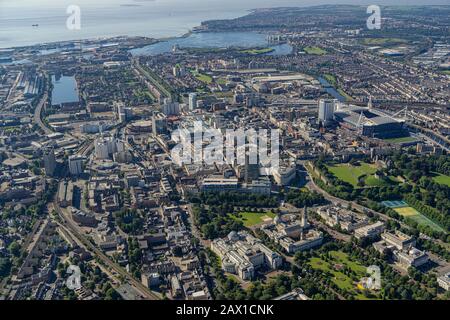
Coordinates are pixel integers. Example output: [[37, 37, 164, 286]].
[[334, 105, 407, 139], [210, 231, 282, 280]]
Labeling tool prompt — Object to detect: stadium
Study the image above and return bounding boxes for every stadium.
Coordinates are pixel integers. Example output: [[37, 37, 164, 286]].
[[334, 105, 408, 139]]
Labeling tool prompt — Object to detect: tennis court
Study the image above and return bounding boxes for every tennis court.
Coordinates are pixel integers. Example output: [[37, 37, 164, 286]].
[[381, 200, 408, 208]]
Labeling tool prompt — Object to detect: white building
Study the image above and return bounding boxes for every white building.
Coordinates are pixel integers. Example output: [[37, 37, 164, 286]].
[[437, 272, 450, 291], [201, 177, 239, 192], [210, 231, 282, 281], [189, 93, 197, 111], [394, 248, 429, 268], [272, 165, 296, 186], [354, 221, 385, 240], [94, 136, 123, 160], [317, 205, 369, 232], [262, 208, 323, 254], [318, 99, 337, 126]]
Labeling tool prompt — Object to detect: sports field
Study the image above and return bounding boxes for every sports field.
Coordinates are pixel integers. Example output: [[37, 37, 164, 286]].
[[361, 38, 408, 46], [382, 136, 417, 144], [230, 211, 276, 227], [382, 201, 445, 232]]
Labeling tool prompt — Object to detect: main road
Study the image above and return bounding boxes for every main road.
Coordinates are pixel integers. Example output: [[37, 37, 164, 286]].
[[33, 93, 53, 135]]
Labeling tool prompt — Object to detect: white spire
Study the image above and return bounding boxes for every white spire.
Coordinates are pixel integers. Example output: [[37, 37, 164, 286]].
[[368, 95, 373, 109]]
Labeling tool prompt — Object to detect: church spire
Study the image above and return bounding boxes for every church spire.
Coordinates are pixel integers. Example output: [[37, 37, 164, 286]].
[[301, 205, 308, 228]]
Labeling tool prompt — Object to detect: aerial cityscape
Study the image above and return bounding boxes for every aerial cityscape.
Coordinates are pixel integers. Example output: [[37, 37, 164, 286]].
[[0, 1, 449, 304]]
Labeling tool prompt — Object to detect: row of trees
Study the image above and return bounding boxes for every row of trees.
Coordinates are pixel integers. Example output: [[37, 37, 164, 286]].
[[286, 189, 326, 208], [189, 192, 278, 208], [193, 204, 243, 240], [404, 194, 450, 231]]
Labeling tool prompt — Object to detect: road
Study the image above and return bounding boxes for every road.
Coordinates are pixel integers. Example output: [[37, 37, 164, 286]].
[[303, 162, 450, 270], [33, 93, 52, 135], [53, 203, 161, 300]]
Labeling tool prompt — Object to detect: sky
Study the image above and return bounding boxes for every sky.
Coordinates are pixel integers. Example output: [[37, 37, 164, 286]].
[[1, 0, 449, 9]]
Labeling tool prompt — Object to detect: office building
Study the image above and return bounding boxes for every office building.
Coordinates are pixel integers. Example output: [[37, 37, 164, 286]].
[[201, 176, 239, 192], [68, 155, 85, 176], [43, 148, 56, 176], [354, 221, 385, 240], [381, 230, 416, 251], [394, 248, 429, 268], [162, 100, 180, 116], [152, 114, 168, 135], [189, 93, 197, 111], [318, 99, 337, 126]]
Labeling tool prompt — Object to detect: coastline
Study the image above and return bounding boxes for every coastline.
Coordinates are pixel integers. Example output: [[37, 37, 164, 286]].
[[0, 8, 254, 52]]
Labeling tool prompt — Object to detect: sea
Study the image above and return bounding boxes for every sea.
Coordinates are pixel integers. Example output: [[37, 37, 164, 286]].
[[1, 0, 445, 49]]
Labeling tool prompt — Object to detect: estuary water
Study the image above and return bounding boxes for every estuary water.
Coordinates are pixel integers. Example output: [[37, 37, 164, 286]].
[[129, 32, 293, 56], [1, 0, 445, 49]]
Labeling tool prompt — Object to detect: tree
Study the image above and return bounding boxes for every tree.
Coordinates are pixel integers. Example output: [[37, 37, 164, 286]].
[[0, 258, 11, 278], [105, 288, 121, 300], [8, 242, 21, 257]]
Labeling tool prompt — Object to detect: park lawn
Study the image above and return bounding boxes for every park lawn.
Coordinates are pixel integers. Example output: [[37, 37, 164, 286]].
[[431, 172, 450, 187], [190, 70, 213, 84], [329, 251, 367, 274], [216, 78, 227, 85], [327, 162, 378, 187], [309, 251, 371, 299], [230, 211, 276, 227], [442, 70, 450, 75], [304, 46, 327, 55], [323, 74, 337, 87], [364, 175, 398, 187], [240, 48, 274, 55], [362, 38, 408, 46], [394, 206, 445, 232]]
